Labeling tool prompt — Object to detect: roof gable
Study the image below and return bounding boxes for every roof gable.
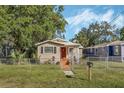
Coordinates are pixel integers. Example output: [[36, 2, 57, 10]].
[[35, 38, 80, 46], [107, 40, 124, 46]]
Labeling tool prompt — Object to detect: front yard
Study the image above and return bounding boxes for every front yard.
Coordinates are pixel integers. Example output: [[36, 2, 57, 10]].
[[0, 62, 124, 88]]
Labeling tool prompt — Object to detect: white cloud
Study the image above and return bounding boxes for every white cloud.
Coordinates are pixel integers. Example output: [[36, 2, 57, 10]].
[[66, 8, 124, 39], [66, 9, 98, 28], [101, 9, 114, 22], [74, 27, 81, 35], [66, 9, 114, 28], [65, 9, 116, 35], [112, 15, 124, 28]]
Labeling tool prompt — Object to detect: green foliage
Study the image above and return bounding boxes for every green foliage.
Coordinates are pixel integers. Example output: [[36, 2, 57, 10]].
[[0, 6, 11, 45], [0, 63, 124, 87], [10, 50, 26, 64], [120, 27, 124, 40], [71, 21, 119, 47], [0, 5, 67, 57]]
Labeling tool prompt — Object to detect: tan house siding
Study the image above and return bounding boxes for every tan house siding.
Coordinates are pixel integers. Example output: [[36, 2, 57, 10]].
[[37, 44, 81, 64], [37, 43, 62, 63], [67, 47, 80, 64], [74, 47, 80, 63], [79, 48, 83, 58], [36, 38, 83, 64]]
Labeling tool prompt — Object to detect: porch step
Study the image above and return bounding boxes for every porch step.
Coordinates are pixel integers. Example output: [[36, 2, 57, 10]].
[[63, 70, 74, 77]]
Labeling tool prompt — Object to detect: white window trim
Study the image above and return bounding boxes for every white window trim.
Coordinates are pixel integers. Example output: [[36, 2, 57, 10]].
[[44, 46, 57, 54], [114, 45, 120, 56]]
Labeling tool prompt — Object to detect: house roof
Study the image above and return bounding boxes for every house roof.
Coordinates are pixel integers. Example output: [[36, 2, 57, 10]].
[[35, 38, 81, 47], [107, 40, 124, 46], [84, 40, 124, 49], [93, 43, 108, 48], [84, 43, 108, 49], [79, 45, 83, 48]]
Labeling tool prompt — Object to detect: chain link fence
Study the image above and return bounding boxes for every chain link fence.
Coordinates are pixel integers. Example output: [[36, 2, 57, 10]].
[[85, 57, 124, 71], [0, 58, 40, 65], [0, 57, 124, 87], [0, 57, 82, 65], [1, 56, 124, 74]]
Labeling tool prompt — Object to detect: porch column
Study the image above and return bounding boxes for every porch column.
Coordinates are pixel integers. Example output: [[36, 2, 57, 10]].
[[77, 47, 80, 64]]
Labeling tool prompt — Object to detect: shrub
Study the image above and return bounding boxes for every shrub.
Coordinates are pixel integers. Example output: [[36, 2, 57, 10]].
[[10, 50, 26, 64], [55, 61, 60, 65]]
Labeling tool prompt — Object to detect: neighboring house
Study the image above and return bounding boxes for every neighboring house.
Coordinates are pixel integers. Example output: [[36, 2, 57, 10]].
[[107, 41, 124, 62], [83, 43, 108, 57], [83, 40, 124, 62], [35, 38, 83, 64]]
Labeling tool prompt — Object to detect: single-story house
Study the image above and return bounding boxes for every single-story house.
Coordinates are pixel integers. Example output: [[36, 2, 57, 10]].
[[83, 43, 108, 57], [107, 41, 124, 62], [35, 38, 83, 64], [83, 40, 124, 62]]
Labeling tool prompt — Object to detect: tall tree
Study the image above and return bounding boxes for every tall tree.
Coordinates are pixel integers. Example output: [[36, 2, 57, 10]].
[[120, 27, 124, 40], [100, 21, 113, 43], [0, 6, 13, 57], [0, 5, 67, 58], [71, 21, 116, 47]]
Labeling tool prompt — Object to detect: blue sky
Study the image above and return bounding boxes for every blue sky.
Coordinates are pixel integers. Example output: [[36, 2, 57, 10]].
[[62, 5, 124, 40]]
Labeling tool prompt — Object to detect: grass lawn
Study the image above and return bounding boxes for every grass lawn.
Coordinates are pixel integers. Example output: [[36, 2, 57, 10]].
[[0, 62, 124, 88]]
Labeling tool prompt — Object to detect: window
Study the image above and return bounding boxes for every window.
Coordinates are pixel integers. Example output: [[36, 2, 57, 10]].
[[44, 47, 57, 53], [95, 48, 97, 55], [41, 47, 43, 54], [69, 48, 73, 53], [89, 48, 93, 53], [45, 47, 53, 53], [114, 46, 120, 56]]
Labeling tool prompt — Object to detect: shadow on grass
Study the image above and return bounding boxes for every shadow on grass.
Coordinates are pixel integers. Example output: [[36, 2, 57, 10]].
[[75, 77, 86, 80], [65, 76, 86, 81]]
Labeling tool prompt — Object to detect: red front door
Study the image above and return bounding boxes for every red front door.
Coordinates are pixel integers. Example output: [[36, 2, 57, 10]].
[[60, 47, 66, 59], [60, 47, 70, 70]]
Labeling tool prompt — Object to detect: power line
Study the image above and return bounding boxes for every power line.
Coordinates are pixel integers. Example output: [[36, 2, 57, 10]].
[[109, 10, 124, 24]]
